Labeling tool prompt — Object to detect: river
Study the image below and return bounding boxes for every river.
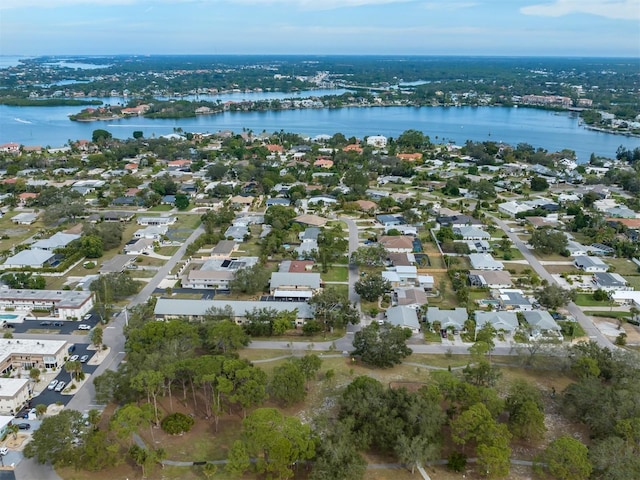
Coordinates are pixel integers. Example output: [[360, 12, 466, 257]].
[[2, 102, 638, 162]]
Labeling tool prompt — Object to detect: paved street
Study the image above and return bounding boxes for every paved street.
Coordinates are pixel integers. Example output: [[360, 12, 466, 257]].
[[488, 215, 614, 349]]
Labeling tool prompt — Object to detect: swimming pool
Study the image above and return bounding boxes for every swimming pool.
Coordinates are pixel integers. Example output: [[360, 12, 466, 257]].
[[0, 314, 19, 320]]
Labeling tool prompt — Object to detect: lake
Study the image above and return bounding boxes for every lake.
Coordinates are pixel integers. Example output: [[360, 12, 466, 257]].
[[1, 102, 638, 162]]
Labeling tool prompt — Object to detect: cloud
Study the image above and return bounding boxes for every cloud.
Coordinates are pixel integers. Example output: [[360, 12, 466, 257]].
[[520, 0, 640, 20], [421, 2, 478, 11], [1, 0, 412, 10]]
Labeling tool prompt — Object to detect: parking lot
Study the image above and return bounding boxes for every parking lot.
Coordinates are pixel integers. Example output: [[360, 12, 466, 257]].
[[2, 313, 100, 335]]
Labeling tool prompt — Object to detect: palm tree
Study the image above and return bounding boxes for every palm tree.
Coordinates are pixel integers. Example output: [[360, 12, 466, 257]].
[[35, 404, 47, 419], [6, 424, 19, 440]]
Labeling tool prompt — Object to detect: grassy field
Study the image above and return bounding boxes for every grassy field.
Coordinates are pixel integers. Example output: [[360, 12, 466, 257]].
[[584, 310, 631, 319], [0, 211, 45, 253], [607, 257, 640, 276], [320, 266, 348, 282]]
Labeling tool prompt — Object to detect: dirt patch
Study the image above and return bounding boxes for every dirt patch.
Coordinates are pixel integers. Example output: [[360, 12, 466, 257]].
[[87, 346, 110, 365], [3, 433, 28, 449], [592, 317, 640, 343]]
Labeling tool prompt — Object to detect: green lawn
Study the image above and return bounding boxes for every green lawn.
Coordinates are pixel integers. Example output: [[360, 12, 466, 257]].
[[624, 275, 640, 291], [584, 310, 632, 319], [321, 267, 349, 282], [574, 293, 614, 307], [607, 257, 640, 276]]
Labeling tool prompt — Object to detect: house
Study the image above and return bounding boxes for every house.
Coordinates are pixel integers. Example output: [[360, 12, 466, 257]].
[[3, 250, 57, 269], [475, 311, 519, 335], [103, 211, 135, 222], [269, 272, 322, 300], [296, 228, 320, 258], [266, 198, 291, 207], [182, 257, 259, 290], [379, 236, 414, 253], [210, 241, 238, 258], [611, 290, 640, 308], [0, 290, 93, 320], [137, 216, 176, 226], [17, 192, 38, 206], [385, 306, 420, 333], [592, 272, 632, 292], [606, 206, 637, 219], [134, 225, 168, 240], [229, 195, 254, 208], [522, 311, 561, 337], [468, 270, 513, 289], [395, 287, 428, 309], [124, 238, 155, 255], [355, 200, 377, 212], [464, 240, 492, 253], [469, 254, 504, 271], [154, 299, 314, 326], [366, 135, 388, 148], [566, 240, 589, 257], [498, 201, 534, 217], [294, 214, 328, 228], [0, 339, 69, 376], [418, 275, 435, 291], [426, 307, 468, 332], [313, 158, 334, 169], [436, 214, 481, 228], [224, 225, 249, 242], [376, 215, 405, 228], [497, 289, 533, 311], [574, 255, 608, 273], [99, 254, 135, 274], [30, 232, 80, 251], [454, 226, 491, 241], [11, 212, 38, 225], [308, 195, 337, 206], [0, 378, 30, 415]]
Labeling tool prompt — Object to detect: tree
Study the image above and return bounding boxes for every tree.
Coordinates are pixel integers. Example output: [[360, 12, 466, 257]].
[[269, 360, 306, 406], [77, 429, 121, 471], [311, 426, 367, 480], [230, 263, 271, 295], [174, 193, 190, 210], [6, 423, 19, 440], [92, 129, 112, 143], [315, 226, 349, 272], [530, 176, 549, 191], [350, 244, 388, 267], [309, 287, 359, 334], [294, 354, 322, 385], [29, 367, 41, 384], [470, 179, 496, 200], [530, 228, 569, 255], [65, 360, 83, 382], [352, 322, 413, 368], [128, 444, 164, 479], [396, 129, 431, 150], [537, 436, 592, 480], [161, 412, 195, 435], [23, 410, 85, 466], [80, 235, 104, 258], [354, 273, 391, 302], [241, 408, 315, 479], [207, 320, 250, 354], [535, 284, 576, 309], [226, 440, 251, 477], [90, 327, 103, 349], [35, 404, 47, 419]]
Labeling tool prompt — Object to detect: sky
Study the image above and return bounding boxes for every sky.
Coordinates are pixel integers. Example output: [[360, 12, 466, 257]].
[[1, 0, 639, 57]]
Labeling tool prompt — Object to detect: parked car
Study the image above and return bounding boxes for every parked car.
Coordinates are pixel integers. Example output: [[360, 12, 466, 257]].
[[80, 355, 89, 363], [2, 322, 14, 329], [39, 321, 52, 326], [83, 313, 92, 320], [69, 355, 79, 362], [17, 423, 30, 430], [53, 322, 63, 327], [54, 381, 66, 392], [78, 324, 91, 330], [47, 379, 58, 390], [0, 447, 7, 456]]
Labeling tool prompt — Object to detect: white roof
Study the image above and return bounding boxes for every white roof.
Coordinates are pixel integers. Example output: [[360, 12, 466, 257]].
[[4, 249, 54, 267], [0, 378, 29, 398]]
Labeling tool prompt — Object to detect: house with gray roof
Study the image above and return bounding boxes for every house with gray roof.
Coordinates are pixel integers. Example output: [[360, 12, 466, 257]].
[[3, 249, 56, 269], [574, 255, 608, 273], [224, 225, 249, 242], [475, 311, 519, 336], [522, 310, 561, 333], [154, 298, 313, 325], [469, 254, 504, 271], [385, 306, 420, 333], [497, 289, 533, 311], [592, 272, 632, 292], [377, 214, 405, 228], [454, 226, 491, 240], [30, 232, 80, 251], [269, 272, 322, 299], [426, 307, 468, 331]]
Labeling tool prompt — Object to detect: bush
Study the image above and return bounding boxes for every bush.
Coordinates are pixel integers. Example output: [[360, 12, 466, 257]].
[[161, 412, 195, 435], [448, 451, 467, 472]]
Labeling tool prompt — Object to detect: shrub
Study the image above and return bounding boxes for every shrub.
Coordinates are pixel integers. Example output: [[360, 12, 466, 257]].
[[448, 451, 467, 472], [161, 412, 195, 435]]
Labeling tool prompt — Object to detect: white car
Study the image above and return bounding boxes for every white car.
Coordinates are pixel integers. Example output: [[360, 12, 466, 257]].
[[47, 379, 58, 390], [83, 313, 92, 320], [80, 355, 89, 363], [54, 381, 66, 392], [78, 324, 91, 330], [0, 447, 8, 456], [69, 355, 79, 362]]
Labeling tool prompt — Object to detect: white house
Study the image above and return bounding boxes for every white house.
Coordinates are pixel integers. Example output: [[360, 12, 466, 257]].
[[137, 216, 176, 226], [366, 135, 388, 148], [574, 256, 608, 273], [0, 378, 30, 415], [0, 290, 93, 320], [469, 254, 504, 271]]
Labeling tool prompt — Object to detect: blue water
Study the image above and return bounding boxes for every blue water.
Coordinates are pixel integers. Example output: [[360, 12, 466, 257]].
[[1, 103, 638, 162], [0, 314, 19, 320]]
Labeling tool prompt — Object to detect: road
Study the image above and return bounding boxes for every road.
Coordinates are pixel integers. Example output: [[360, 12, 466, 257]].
[[488, 215, 614, 349], [65, 224, 205, 412]]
